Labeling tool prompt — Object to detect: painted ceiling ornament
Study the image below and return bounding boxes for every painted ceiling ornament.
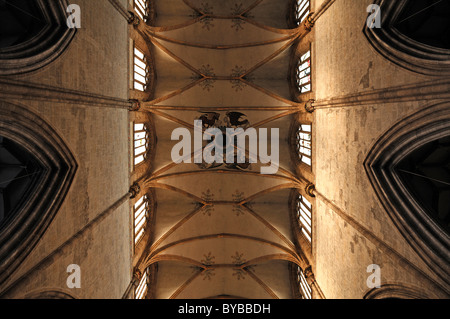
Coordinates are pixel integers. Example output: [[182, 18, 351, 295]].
[[198, 2, 215, 31], [201, 252, 216, 281], [231, 251, 255, 280], [232, 190, 245, 216], [225, 112, 250, 129], [230, 3, 255, 32], [201, 189, 215, 216], [231, 252, 246, 280], [192, 64, 216, 91], [195, 112, 252, 171], [230, 65, 248, 91], [231, 3, 244, 32]]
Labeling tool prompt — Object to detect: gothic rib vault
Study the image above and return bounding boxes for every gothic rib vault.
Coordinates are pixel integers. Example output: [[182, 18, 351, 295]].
[[135, 0, 312, 299]]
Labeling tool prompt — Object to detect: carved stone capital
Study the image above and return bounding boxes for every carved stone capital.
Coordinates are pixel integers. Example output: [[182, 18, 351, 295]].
[[133, 267, 142, 283], [303, 13, 315, 31], [129, 183, 141, 199], [305, 183, 316, 198], [128, 11, 140, 27], [304, 265, 314, 279], [305, 99, 315, 113], [129, 99, 141, 112]]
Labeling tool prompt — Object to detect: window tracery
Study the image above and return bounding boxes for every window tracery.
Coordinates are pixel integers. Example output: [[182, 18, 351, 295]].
[[134, 194, 149, 245], [134, 123, 150, 166], [297, 49, 311, 94], [134, 46, 150, 92], [297, 124, 312, 166], [297, 194, 312, 244], [295, 0, 311, 25], [297, 267, 312, 299]]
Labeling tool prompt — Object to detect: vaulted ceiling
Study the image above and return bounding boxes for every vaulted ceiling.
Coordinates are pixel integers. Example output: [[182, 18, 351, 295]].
[[137, 0, 308, 299]]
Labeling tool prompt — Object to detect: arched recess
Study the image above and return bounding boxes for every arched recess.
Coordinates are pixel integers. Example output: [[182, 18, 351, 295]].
[[363, 0, 450, 76], [364, 101, 450, 284], [0, 101, 78, 285], [0, 0, 77, 75], [364, 284, 435, 299], [23, 289, 76, 299]]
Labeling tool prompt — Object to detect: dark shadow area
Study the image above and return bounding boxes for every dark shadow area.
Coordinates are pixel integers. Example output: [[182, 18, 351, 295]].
[[395, 0, 450, 49]]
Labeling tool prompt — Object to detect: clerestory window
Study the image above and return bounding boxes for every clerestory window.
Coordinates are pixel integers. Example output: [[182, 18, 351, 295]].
[[297, 124, 312, 166], [295, 0, 310, 25], [134, 194, 149, 245], [297, 194, 312, 244], [297, 49, 311, 94], [134, 46, 149, 92], [134, 0, 149, 22], [297, 267, 312, 299], [134, 123, 149, 166], [135, 268, 149, 299]]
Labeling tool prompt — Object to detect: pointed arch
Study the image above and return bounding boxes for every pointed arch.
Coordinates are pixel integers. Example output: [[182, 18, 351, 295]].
[[0, 101, 78, 285], [364, 284, 437, 299], [365, 101, 450, 283], [363, 0, 450, 75], [0, 0, 77, 75], [23, 289, 77, 299]]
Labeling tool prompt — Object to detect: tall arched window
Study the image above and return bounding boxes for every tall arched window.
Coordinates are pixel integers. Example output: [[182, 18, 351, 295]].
[[295, 0, 310, 25], [297, 49, 311, 94], [134, 123, 150, 166], [297, 124, 312, 166], [135, 268, 149, 299], [297, 267, 312, 299], [0, 0, 76, 75], [297, 193, 312, 244], [134, 194, 149, 245], [134, 45, 150, 92]]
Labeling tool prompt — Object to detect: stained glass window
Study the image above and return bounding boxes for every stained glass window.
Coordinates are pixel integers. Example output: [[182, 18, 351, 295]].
[[297, 50, 311, 94], [297, 124, 312, 166]]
